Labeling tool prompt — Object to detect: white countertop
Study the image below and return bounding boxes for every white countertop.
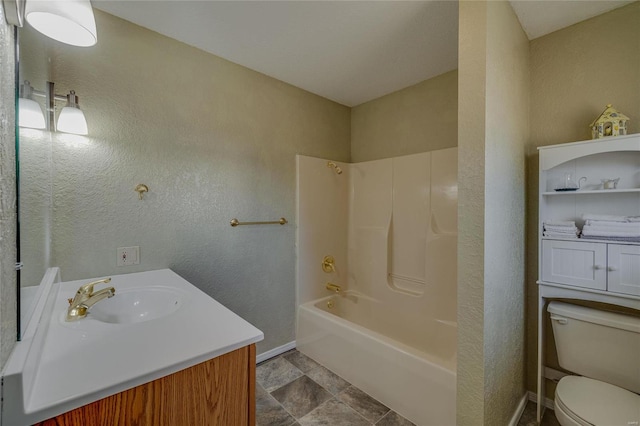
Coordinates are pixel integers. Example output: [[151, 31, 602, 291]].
[[2, 269, 263, 425]]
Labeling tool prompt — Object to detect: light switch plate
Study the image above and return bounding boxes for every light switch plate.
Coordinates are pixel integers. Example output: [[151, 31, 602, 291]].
[[117, 246, 139, 266]]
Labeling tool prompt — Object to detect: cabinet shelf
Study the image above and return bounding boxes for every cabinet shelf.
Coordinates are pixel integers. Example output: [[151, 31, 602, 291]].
[[542, 236, 640, 246], [537, 281, 640, 307], [542, 188, 640, 196]]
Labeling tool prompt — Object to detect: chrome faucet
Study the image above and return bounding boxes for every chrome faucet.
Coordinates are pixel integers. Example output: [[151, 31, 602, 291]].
[[66, 278, 115, 321]]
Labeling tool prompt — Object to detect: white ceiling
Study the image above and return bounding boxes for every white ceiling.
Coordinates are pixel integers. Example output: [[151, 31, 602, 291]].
[[510, 0, 633, 39], [94, 1, 633, 107]]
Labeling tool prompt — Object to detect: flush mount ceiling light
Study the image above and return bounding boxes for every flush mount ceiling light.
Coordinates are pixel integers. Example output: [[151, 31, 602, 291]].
[[3, 0, 97, 47], [18, 80, 89, 135], [25, 0, 97, 47]]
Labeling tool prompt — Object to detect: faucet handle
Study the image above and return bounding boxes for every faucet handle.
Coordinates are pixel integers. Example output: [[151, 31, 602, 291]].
[[321, 255, 336, 273], [77, 277, 112, 295], [326, 282, 341, 293]]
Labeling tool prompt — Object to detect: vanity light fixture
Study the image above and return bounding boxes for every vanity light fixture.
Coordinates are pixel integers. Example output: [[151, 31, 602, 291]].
[[18, 80, 45, 129], [56, 90, 88, 135], [2, 0, 97, 47], [18, 80, 89, 135]]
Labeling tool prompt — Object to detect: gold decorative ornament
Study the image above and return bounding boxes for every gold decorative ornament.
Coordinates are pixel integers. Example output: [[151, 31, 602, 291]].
[[135, 184, 149, 200], [589, 104, 629, 139]]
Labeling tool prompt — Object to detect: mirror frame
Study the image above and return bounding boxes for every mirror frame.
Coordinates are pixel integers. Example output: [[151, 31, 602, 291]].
[[14, 25, 22, 340]]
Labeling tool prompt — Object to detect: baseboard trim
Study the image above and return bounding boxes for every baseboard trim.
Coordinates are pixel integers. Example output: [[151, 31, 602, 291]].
[[528, 390, 555, 410], [256, 341, 296, 364], [508, 393, 529, 426]]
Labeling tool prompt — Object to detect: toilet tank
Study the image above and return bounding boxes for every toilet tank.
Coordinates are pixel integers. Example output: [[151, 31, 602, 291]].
[[548, 301, 640, 394]]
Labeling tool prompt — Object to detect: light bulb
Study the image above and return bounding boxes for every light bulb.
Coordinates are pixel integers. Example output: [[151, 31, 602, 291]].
[[57, 106, 88, 135], [18, 98, 46, 129]]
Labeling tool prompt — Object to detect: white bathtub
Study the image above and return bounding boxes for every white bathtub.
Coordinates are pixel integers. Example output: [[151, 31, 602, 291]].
[[297, 291, 456, 426]]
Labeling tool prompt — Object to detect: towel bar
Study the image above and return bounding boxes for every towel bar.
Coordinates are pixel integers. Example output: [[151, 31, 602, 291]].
[[230, 218, 288, 227]]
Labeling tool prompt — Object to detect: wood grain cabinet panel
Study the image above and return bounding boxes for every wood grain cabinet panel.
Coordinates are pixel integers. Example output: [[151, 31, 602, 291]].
[[36, 344, 256, 426]]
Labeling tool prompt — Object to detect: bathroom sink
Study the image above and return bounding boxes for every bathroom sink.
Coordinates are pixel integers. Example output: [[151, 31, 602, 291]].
[[88, 287, 186, 324]]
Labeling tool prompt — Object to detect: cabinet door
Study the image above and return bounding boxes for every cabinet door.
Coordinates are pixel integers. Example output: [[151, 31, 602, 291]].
[[542, 240, 607, 290], [607, 244, 640, 296]]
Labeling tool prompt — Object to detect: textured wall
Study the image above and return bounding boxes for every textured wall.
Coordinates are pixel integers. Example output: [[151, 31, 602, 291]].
[[20, 10, 350, 355], [457, 1, 529, 424], [483, 1, 529, 424], [0, 6, 17, 369], [526, 2, 640, 394], [456, 1, 487, 423], [529, 2, 640, 147], [351, 70, 458, 162]]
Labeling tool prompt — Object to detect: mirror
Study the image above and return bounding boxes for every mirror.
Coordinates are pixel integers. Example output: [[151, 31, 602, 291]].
[[17, 24, 54, 338]]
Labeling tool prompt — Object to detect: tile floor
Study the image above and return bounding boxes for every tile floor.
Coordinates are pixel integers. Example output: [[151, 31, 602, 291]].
[[517, 401, 560, 426], [256, 349, 560, 426], [256, 349, 416, 426]]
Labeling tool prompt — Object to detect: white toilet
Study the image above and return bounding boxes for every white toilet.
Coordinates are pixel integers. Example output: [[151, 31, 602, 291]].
[[548, 302, 640, 426]]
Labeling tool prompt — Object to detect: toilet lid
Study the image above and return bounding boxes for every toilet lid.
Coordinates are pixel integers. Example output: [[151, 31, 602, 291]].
[[556, 376, 640, 426]]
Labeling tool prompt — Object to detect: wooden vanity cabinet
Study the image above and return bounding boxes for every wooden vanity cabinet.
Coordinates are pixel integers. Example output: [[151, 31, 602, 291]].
[[35, 344, 256, 426]]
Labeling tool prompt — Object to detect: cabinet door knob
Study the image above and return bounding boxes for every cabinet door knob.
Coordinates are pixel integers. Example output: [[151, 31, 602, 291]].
[[608, 266, 618, 272], [594, 265, 605, 270]]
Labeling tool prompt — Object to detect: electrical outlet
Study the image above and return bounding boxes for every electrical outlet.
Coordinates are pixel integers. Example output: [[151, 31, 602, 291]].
[[117, 246, 139, 266]]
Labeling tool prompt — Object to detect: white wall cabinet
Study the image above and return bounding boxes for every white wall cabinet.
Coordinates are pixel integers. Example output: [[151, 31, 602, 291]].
[[607, 244, 640, 296], [541, 240, 640, 296], [536, 134, 640, 423], [541, 240, 606, 290], [538, 134, 640, 296]]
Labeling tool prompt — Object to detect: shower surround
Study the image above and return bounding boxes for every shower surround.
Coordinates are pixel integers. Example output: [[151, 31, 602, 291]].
[[296, 148, 458, 425]]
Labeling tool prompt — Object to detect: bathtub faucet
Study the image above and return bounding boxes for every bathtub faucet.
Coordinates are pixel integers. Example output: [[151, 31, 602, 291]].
[[326, 283, 341, 293], [66, 278, 115, 322]]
